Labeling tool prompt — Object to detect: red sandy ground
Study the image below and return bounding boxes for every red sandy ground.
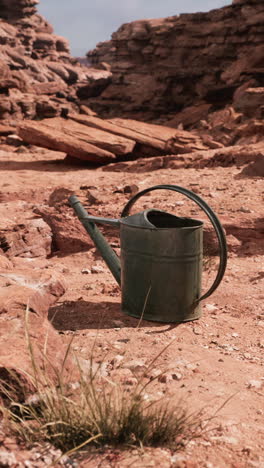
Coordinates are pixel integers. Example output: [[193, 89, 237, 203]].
[[0, 147, 263, 467]]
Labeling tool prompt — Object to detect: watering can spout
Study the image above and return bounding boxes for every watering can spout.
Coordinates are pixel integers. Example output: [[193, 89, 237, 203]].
[[69, 195, 121, 285]]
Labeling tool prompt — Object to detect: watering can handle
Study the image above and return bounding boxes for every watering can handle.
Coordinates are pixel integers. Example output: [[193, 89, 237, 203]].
[[121, 184, 227, 302]]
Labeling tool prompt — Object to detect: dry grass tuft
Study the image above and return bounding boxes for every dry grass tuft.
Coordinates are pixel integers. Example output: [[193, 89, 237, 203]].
[[0, 309, 203, 457]]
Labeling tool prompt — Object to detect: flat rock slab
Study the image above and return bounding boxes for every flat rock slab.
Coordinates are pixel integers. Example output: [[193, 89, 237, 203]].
[[109, 117, 208, 153], [43, 117, 135, 156], [18, 115, 209, 162], [18, 120, 116, 163], [69, 114, 208, 154], [69, 114, 167, 151]]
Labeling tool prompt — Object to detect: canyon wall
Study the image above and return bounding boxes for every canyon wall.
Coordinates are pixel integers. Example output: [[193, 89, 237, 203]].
[[87, 0, 264, 122], [0, 0, 263, 125]]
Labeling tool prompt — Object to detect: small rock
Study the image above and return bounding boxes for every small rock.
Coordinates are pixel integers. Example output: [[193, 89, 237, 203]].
[[238, 207, 251, 213], [243, 353, 252, 359], [125, 359, 147, 373], [147, 368, 162, 380], [242, 447, 251, 455], [123, 376, 138, 386], [123, 184, 139, 195], [222, 344, 235, 352], [193, 327, 202, 335], [112, 320, 125, 327], [172, 372, 182, 381], [208, 191, 218, 198], [205, 303, 218, 313], [257, 321, 264, 327], [0, 450, 17, 467], [247, 380, 263, 390], [231, 333, 239, 338], [186, 363, 197, 371], [111, 354, 124, 367], [6, 134, 23, 146], [212, 435, 238, 445], [117, 338, 130, 343], [114, 184, 139, 195], [158, 373, 173, 383], [91, 265, 105, 274], [171, 454, 187, 464], [227, 234, 242, 249], [87, 189, 103, 205], [175, 201, 185, 206], [81, 268, 91, 274], [80, 185, 96, 190]]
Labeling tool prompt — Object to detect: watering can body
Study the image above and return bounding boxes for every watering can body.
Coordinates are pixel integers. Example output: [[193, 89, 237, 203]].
[[69, 185, 227, 323], [119, 210, 203, 322]]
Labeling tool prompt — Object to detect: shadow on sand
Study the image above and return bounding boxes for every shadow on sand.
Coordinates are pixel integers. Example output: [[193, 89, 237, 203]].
[[48, 300, 180, 333], [0, 158, 101, 172]]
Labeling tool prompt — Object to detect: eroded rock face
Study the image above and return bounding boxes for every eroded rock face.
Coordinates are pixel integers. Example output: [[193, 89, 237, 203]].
[[0, 0, 39, 21], [0, 0, 112, 121], [87, 0, 264, 120]]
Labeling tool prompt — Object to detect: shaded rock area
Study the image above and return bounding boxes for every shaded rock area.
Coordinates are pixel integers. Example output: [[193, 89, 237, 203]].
[[87, 0, 264, 121], [0, 0, 111, 122]]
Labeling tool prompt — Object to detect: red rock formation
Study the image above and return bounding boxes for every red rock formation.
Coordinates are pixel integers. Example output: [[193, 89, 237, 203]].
[[0, 0, 38, 21], [87, 0, 264, 121], [0, 0, 112, 121]]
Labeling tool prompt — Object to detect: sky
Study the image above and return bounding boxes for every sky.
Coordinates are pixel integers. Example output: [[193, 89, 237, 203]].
[[38, 1, 231, 57]]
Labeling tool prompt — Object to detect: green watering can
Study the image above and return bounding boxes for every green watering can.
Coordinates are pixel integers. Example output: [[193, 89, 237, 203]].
[[69, 185, 227, 323]]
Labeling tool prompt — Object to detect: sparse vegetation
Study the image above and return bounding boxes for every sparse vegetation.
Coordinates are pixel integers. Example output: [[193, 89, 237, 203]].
[[0, 312, 203, 458]]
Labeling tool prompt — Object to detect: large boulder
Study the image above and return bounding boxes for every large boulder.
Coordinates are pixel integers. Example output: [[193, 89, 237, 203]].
[[0, 261, 69, 398]]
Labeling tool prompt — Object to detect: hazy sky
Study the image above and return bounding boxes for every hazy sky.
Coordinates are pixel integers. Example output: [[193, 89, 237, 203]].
[[38, 1, 231, 57]]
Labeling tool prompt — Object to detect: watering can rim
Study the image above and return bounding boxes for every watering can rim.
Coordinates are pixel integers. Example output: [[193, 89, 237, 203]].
[[120, 208, 204, 230]]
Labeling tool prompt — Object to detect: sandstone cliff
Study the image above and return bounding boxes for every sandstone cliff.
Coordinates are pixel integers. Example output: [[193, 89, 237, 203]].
[[87, 0, 264, 122], [0, 0, 111, 121]]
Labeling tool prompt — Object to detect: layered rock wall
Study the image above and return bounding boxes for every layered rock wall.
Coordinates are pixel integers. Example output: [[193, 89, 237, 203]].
[[87, 0, 264, 120], [0, 0, 111, 121]]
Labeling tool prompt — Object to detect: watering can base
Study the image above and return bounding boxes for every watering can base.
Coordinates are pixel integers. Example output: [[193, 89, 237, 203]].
[[121, 303, 202, 323]]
